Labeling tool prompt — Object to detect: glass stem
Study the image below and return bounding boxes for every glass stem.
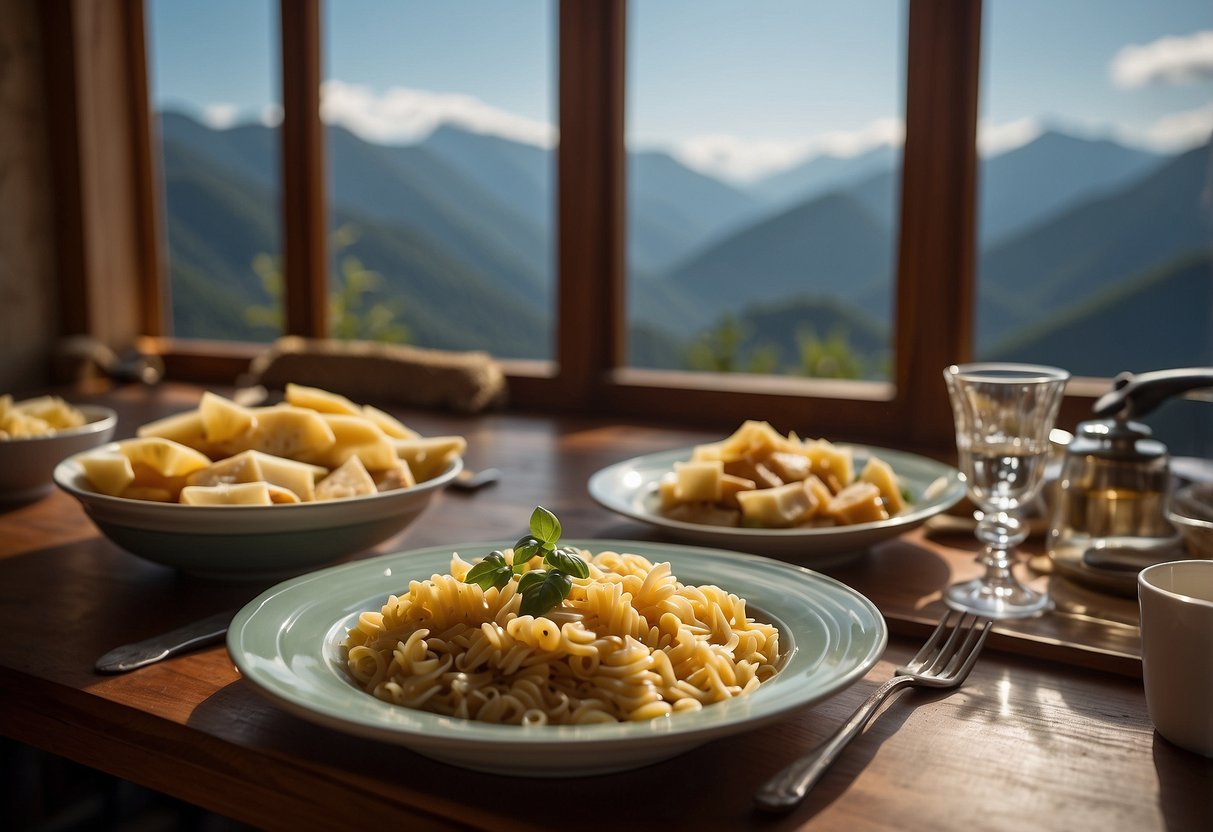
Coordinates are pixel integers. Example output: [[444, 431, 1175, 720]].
[[978, 543, 1018, 592], [975, 509, 1027, 550], [974, 509, 1029, 594]]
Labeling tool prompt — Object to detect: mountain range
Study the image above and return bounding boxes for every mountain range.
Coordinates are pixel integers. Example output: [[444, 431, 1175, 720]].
[[156, 111, 1212, 384]]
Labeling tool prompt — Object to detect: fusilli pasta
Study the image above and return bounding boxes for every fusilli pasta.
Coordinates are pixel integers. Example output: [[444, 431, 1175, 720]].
[[342, 548, 781, 724]]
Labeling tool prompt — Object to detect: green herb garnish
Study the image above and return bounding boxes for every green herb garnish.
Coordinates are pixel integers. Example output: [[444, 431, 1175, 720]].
[[464, 550, 513, 591], [463, 506, 588, 617]]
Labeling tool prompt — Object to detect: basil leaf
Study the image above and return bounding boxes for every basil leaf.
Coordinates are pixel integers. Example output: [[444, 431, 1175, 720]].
[[518, 570, 573, 617], [464, 551, 512, 590], [544, 547, 589, 579], [529, 506, 562, 546], [516, 569, 549, 596], [512, 535, 546, 569]]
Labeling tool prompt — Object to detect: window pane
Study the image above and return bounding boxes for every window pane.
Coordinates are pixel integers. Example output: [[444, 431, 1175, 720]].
[[977, 0, 1213, 454], [146, 0, 283, 341], [625, 1, 906, 381], [323, 0, 556, 358]]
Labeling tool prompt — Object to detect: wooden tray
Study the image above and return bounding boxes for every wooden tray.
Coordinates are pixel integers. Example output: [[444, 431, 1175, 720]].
[[825, 526, 1142, 678]]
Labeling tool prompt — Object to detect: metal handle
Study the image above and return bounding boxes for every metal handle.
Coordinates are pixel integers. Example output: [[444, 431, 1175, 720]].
[[95, 609, 234, 674], [755, 674, 916, 811], [1093, 368, 1213, 421]]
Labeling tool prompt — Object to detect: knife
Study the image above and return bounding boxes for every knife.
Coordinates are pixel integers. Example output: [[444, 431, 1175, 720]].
[[95, 609, 235, 674]]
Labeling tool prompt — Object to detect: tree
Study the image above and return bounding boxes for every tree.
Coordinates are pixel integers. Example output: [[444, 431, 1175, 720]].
[[243, 223, 411, 343], [795, 326, 863, 379], [687, 314, 779, 374]]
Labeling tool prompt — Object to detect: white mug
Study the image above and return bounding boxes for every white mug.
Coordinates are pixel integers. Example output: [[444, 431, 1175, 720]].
[[1138, 560, 1213, 757]]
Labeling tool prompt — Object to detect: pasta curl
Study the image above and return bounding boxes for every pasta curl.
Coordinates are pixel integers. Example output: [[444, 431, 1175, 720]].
[[342, 548, 781, 725]]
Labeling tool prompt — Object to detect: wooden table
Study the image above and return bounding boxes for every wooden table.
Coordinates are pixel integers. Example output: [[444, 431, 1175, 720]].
[[1, 383, 1209, 831]]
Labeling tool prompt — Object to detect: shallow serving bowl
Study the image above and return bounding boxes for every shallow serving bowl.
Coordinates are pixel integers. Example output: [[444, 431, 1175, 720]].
[[228, 539, 887, 776], [589, 444, 965, 565], [54, 445, 462, 579], [0, 404, 117, 503]]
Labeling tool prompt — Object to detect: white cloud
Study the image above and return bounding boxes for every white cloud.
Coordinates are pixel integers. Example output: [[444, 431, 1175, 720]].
[[977, 109, 1212, 157], [319, 80, 555, 147], [977, 117, 1043, 156], [670, 116, 1058, 183], [201, 103, 239, 129], [260, 104, 283, 128], [670, 117, 905, 184], [670, 135, 816, 183], [1117, 102, 1213, 152], [1111, 30, 1213, 89]]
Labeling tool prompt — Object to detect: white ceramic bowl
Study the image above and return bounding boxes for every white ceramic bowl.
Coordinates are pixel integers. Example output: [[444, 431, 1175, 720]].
[[0, 404, 117, 503], [54, 446, 462, 579]]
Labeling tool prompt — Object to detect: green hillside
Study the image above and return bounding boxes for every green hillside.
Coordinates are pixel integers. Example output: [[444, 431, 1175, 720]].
[[161, 136, 550, 357], [984, 250, 1213, 373], [663, 192, 893, 317], [328, 127, 550, 305], [162, 140, 279, 340], [628, 295, 888, 377], [157, 110, 1208, 397], [977, 141, 1213, 348], [161, 113, 551, 308], [419, 124, 552, 231]]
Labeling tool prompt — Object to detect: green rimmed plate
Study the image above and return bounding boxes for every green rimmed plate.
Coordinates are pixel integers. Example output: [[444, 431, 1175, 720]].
[[228, 539, 887, 777], [589, 444, 965, 564]]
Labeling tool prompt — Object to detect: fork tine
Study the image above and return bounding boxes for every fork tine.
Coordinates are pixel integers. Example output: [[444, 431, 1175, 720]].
[[920, 611, 975, 675], [906, 609, 958, 670], [947, 616, 993, 682]]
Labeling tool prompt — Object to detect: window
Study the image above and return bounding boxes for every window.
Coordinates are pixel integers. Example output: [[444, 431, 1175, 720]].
[[626, 2, 906, 383], [978, 0, 1213, 455], [54, 0, 1188, 451], [324, 1, 557, 358], [146, 0, 283, 343]]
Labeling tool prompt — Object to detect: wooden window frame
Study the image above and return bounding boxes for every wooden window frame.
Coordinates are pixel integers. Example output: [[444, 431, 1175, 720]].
[[45, 0, 1101, 452]]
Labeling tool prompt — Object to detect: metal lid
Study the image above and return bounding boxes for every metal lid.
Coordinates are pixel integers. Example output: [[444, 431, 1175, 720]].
[[1071, 417, 1168, 462]]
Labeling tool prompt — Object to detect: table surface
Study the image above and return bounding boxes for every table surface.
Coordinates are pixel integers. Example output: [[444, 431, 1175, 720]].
[[1, 383, 1209, 831]]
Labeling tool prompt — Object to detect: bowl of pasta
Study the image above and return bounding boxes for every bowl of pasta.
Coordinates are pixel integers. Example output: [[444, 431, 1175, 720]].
[[53, 384, 465, 578], [227, 517, 888, 776], [0, 395, 117, 503]]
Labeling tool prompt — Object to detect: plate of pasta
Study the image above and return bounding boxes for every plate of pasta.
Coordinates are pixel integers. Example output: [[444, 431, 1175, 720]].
[[589, 422, 965, 563], [228, 537, 887, 777]]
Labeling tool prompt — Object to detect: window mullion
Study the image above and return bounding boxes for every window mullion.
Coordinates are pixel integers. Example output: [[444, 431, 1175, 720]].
[[279, 0, 328, 338], [555, 0, 627, 408], [894, 0, 983, 447]]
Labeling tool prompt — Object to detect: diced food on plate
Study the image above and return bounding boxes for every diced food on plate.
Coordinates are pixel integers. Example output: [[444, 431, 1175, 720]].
[[658, 420, 910, 529]]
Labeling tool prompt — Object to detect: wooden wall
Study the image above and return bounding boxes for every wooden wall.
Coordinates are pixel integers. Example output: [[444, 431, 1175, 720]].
[[0, 0, 60, 392]]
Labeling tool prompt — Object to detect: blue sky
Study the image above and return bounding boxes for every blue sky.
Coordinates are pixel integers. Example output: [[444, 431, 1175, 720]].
[[149, 0, 1213, 183]]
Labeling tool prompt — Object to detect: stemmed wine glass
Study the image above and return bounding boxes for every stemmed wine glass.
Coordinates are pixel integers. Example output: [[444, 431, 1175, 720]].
[[943, 363, 1069, 619]]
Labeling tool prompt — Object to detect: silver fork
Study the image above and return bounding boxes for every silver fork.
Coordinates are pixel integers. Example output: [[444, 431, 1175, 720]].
[[755, 610, 993, 812]]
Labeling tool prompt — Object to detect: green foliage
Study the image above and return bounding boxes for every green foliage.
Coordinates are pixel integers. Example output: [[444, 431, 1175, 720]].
[[242, 224, 411, 344], [243, 252, 283, 331], [794, 326, 864, 379], [686, 314, 780, 374]]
